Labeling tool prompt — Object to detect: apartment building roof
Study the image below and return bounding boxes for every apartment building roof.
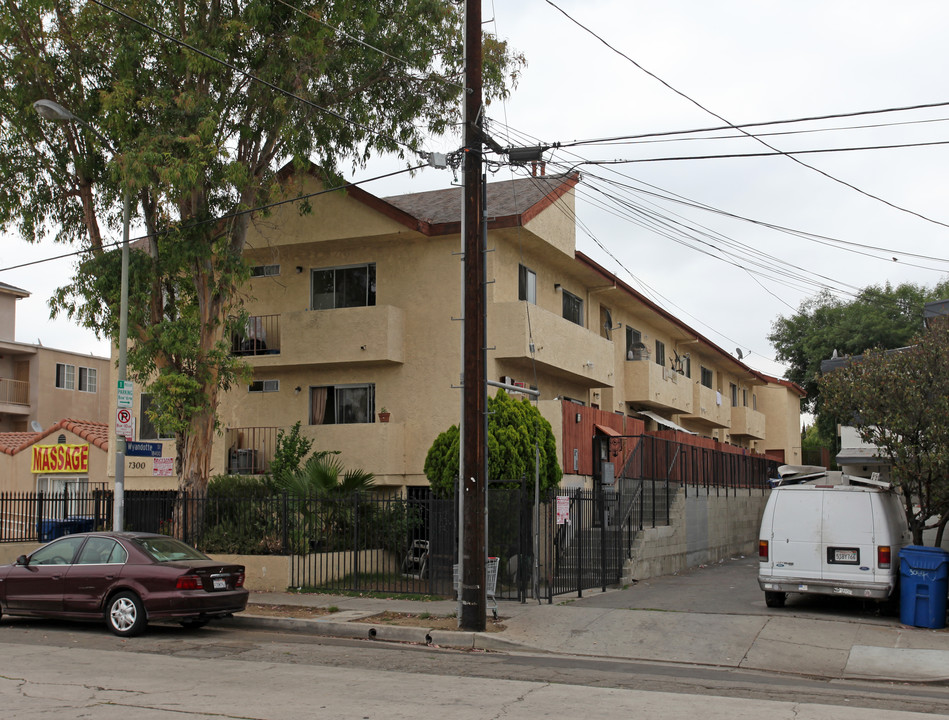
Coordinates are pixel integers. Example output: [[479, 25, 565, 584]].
[[381, 173, 579, 234], [0, 419, 110, 456], [759, 373, 807, 397], [575, 252, 771, 384], [0, 281, 29, 298]]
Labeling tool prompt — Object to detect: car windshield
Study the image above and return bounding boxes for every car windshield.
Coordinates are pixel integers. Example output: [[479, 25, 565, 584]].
[[132, 537, 210, 563]]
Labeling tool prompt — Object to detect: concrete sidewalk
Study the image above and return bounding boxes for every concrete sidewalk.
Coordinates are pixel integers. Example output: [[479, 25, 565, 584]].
[[235, 583, 949, 684]]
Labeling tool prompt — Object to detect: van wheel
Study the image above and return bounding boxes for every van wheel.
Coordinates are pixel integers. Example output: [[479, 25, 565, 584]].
[[765, 591, 786, 608]]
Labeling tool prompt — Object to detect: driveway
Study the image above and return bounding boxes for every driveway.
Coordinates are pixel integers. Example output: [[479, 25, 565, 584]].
[[567, 555, 898, 625]]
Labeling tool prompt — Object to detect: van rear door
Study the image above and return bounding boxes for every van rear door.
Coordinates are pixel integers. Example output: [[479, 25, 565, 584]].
[[821, 488, 874, 589], [769, 488, 822, 581]]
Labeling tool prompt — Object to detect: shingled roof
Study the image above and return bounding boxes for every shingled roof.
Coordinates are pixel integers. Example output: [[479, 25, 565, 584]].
[[0, 419, 109, 456], [383, 173, 578, 232]]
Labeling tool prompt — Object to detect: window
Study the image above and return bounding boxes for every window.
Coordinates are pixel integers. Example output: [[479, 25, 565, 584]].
[[250, 264, 280, 277], [518, 264, 536, 304], [311, 264, 376, 310], [682, 355, 691, 378], [78, 366, 97, 393], [55, 363, 75, 390], [655, 340, 666, 367], [730, 383, 738, 406], [626, 327, 646, 360], [249, 379, 279, 393], [77, 538, 127, 565], [742, 388, 748, 407], [701, 366, 713, 389], [140, 394, 174, 440], [309, 384, 375, 425], [753, 393, 757, 411], [562, 289, 583, 326]]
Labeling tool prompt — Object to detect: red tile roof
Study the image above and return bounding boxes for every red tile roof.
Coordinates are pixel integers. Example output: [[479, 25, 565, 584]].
[[0, 419, 110, 456]]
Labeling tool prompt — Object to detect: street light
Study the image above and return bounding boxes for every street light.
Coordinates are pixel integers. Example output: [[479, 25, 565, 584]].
[[34, 99, 130, 532]]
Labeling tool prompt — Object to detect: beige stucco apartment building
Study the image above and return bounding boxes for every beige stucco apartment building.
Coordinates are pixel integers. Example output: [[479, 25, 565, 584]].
[[110, 169, 801, 492], [0, 282, 113, 494]]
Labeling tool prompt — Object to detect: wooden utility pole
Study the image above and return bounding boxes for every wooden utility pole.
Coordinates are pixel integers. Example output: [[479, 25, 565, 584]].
[[460, 0, 486, 632]]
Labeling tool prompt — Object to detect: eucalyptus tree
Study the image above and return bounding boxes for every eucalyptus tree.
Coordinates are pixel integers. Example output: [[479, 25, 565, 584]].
[[0, 0, 522, 493]]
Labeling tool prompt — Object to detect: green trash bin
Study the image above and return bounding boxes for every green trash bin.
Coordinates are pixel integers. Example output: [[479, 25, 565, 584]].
[[899, 545, 949, 629]]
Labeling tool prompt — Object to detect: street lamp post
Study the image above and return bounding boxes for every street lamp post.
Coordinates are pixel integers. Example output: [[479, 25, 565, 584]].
[[34, 99, 130, 532]]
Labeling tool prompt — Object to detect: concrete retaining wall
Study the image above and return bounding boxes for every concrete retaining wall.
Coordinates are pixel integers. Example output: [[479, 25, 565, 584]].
[[623, 486, 770, 582]]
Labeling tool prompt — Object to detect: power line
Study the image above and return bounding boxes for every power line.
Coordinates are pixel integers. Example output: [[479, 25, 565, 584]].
[[541, 0, 949, 232], [556, 102, 949, 149]]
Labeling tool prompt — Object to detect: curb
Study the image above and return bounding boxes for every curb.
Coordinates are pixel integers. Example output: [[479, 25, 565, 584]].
[[233, 614, 530, 652]]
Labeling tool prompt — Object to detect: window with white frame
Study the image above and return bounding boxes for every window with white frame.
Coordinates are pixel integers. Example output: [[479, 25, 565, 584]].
[[78, 366, 97, 393], [562, 289, 583, 326], [249, 379, 279, 393], [311, 264, 376, 310], [55, 363, 75, 390], [309, 383, 375, 425], [518, 264, 536, 304], [250, 264, 280, 277]]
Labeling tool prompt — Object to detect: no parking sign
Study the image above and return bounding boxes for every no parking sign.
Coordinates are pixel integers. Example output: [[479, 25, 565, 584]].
[[115, 407, 133, 439]]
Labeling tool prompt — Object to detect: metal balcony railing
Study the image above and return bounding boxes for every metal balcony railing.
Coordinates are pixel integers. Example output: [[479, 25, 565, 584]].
[[0, 377, 29, 405]]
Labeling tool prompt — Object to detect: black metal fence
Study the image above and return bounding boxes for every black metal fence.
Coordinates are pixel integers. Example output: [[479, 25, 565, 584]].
[[0, 434, 774, 601]]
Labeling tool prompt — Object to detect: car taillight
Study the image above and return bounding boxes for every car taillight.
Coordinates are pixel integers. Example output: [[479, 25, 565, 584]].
[[176, 574, 203, 590], [759, 540, 769, 560], [235, 572, 245, 588], [878, 546, 892, 569]]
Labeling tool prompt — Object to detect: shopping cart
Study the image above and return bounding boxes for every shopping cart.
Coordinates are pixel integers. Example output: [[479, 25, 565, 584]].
[[453, 556, 499, 620]]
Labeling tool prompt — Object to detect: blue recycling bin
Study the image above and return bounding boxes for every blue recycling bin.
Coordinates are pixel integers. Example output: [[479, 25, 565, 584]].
[[900, 545, 949, 629], [67, 516, 95, 533], [37, 519, 69, 542]]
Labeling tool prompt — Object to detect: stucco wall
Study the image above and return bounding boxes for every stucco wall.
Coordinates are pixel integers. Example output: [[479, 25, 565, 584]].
[[623, 486, 770, 582]]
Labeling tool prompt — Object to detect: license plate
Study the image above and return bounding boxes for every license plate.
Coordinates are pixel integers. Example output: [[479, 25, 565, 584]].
[[213, 578, 226, 590], [834, 549, 858, 563]]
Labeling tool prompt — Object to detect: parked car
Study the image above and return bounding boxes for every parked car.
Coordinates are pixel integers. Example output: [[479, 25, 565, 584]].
[[758, 467, 911, 609], [0, 532, 248, 637]]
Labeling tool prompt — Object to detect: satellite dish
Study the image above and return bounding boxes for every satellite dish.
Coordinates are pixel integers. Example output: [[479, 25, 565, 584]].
[[30, 421, 43, 432], [736, 348, 744, 360]]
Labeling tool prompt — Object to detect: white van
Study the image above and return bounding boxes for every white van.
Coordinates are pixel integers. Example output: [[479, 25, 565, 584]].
[[757, 469, 911, 608]]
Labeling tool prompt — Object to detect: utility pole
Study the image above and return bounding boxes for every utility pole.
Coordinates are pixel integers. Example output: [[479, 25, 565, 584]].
[[460, 0, 486, 632]]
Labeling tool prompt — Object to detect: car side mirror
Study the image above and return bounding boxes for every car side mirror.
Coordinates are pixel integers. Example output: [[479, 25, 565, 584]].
[[15, 555, 28, 566]]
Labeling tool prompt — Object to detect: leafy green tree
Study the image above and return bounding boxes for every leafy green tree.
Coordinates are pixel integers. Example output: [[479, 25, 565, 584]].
[[0, 0, 522, 494], [424, 390, 561, 498], [819, 321, 949, 545], [268, 422, 314, 484], [770, 282, 949, 414]]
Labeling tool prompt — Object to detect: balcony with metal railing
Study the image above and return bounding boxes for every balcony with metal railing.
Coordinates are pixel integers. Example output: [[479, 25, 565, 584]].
[[231, 315, 281, 357], [224, 426, 278, 475], [0, 377, 30, 415]]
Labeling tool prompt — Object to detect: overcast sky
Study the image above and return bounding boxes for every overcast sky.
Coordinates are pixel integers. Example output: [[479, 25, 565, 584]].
[[4, 1, 949, 381]]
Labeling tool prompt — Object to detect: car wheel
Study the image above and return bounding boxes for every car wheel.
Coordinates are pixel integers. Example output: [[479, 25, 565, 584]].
[[178, 619, 209, 630], [106, 592, 147, 637], [764, 591, 786, 608]]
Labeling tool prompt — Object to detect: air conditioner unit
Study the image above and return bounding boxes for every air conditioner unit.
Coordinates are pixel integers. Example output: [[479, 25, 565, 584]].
[[229, 448, 258, 474]]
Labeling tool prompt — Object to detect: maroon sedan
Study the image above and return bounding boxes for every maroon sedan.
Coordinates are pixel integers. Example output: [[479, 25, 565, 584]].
[[0, 532, 248, 637]]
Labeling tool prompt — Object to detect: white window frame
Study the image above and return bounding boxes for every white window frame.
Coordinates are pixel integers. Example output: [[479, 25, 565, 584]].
[[250, 264, 280, 277], [518, 264, 537, 304], [78, 366, 97, 393], [55, 363, 75, 390], [249, 379, 280, 393]]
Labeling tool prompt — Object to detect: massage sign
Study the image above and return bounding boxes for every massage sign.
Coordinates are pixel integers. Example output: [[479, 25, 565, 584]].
[[31, 444, 90, 474]]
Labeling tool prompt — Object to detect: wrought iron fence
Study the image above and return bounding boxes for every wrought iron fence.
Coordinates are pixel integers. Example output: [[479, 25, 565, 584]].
[[0, 434, 775, 601]]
